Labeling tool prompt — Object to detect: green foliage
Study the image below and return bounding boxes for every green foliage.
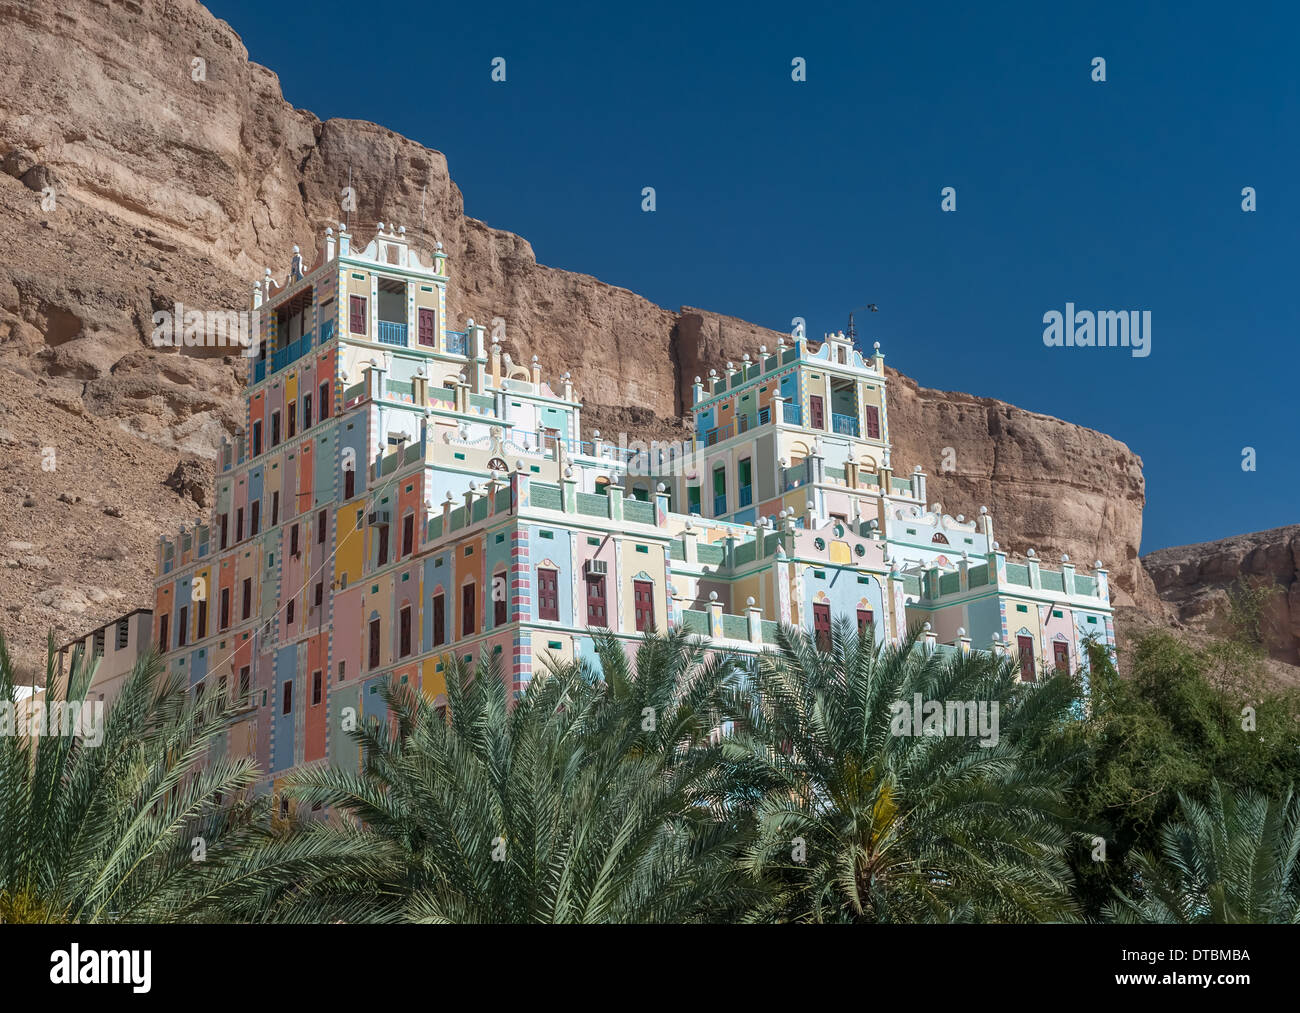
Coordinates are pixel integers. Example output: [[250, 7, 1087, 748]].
[[0, 634, 367, 924], [7, 589, 1298, 924], [1068, 612, 1300, 919], [1106, 780, 1300, 923], [729, 618, 1092, 923], [279, 630, 760, 923]]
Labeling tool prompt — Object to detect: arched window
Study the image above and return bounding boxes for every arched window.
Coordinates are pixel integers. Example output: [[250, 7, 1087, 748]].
[[932, 532, 950, 544]]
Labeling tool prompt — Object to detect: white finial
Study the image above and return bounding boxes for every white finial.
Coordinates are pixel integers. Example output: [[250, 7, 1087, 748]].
[[1094, 559, 1104, 569], [980, 505, 988, 515], [747, 596, 755, 607], [923, 622, 931, 632], [377, 221, 384, 232], [709, 591, 718, 602], [657, 482, 666, 492], [1061, 553, 1070, 563], [1027, 548, 1037, 558], [958, 627, 966, 637]]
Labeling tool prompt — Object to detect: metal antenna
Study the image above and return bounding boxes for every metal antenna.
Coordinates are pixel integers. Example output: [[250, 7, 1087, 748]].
[[847, 303, 879, 342]]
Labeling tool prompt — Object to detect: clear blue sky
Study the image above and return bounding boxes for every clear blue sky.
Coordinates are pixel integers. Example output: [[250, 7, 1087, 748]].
[[206, 0, 1296, 553]]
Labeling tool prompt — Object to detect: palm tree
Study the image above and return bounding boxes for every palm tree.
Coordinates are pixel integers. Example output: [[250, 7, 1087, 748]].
[[0, 633, 377, 923], [731, 619, 1089, 923], [1106, 779, 1300, 923], [281, 630, 760, 923]]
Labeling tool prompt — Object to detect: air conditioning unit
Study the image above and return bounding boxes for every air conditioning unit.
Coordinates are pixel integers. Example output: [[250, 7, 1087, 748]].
[[585, 559, 608, 577], [366, 509, 390, 525]]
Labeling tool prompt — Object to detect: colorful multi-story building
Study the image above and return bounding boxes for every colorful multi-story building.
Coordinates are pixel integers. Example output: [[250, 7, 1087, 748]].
[[151, 224, 1116, 802]]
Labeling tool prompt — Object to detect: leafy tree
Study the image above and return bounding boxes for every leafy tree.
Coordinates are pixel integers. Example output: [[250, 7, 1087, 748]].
[[730, 619, 1090, 923], [0, 634, 369, 924], [280, 630, 760, 923], [1106, 779, 1300, 923]]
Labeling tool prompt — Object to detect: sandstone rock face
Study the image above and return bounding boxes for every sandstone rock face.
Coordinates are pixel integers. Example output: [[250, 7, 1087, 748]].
[[0, 0, 1152, 671], [1143, 526, 1300, 666]]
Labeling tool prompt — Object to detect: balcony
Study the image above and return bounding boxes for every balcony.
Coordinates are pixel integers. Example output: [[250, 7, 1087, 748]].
[[782, 402, 801, 425], [832, 413, 859, 437], [377, 321, 407, 346], [446, 330, 468, 355], [739, 486, 753, 507], [713, 493, 727, 516]]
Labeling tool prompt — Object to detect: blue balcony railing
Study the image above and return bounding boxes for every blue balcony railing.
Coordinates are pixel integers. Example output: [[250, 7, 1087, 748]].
[[377, 321, 407, 346], [446, 330, 468, 355], [832, 413, 859, 437], [782, 402, 801, 424], [713, 493, 727, 516], [253, 360, 266, 384], [739, 486, 753, 507]]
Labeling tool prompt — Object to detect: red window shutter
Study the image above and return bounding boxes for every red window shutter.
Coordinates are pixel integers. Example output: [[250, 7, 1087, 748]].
[[319, 382, 330, 419], [350, 295, 366, 334], [857, 608, 873, 638], [377, 525, 389, 565], [418, 307, 436, 347], [810, 395, 824, 430], [586, 576, 606, 627], [402, 515, 414, 556], [400, 606, 412, 657], [864, 405, 880, 439], [369, 618, 381, 669], [197, 600, 208, 639], [1053, 641, 1070, 673], [433, 594, 446, 646], [462, 583, 476, 637], [219, 588, 230, 629], [1017, 635, 1037, 682], [344, 469, 355, 500], [539, 569, 558, 621], [814, 603, 831, 651], [312, 670, 322, 705], [634, 580, 653, 632], [318, 509, 327, 544]]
